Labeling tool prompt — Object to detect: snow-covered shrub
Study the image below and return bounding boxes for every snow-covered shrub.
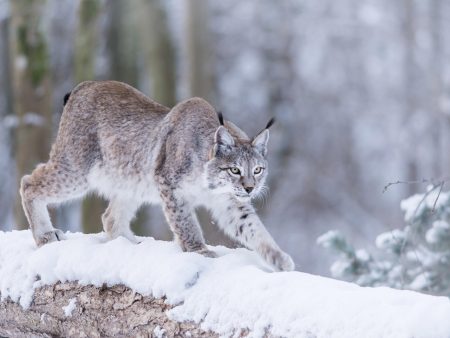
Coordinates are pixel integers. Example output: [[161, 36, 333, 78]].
[[318, 185, 450, 296]]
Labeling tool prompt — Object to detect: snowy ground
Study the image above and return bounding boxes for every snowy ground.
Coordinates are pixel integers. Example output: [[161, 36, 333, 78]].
[[1, 230, 450, 338]]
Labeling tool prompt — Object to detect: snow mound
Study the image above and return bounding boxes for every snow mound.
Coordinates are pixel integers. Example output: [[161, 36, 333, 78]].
[[1, 230, 450, 338]]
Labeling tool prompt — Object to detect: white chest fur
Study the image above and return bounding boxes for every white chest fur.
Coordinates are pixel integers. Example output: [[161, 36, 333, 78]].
[[87, 164, 161, 204]]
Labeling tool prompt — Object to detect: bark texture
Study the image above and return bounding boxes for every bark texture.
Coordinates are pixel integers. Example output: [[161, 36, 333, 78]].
[[0, 282, 216, 338]]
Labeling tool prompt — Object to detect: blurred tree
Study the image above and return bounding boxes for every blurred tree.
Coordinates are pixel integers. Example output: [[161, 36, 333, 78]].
[[400, 0, 419, 197], [11, 0, 52, 230], [182, 0, 233, 247], [47, 0, 81, 232], [139, 0, 176, 107], [75, 0, 106, 234], [133, 0, 177, 238], [185, 0, 214, 101], [105, 0, 139, 86], [0, 2, 14, 229], [429, 0, 449, 179], [100, 0, 146, 235]]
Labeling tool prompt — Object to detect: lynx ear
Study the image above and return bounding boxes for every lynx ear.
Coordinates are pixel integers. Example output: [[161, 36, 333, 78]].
[[212, 126, 235, 157], [215, 126, 234, 146], [252, 129, 269, 157], [252, 118, 274, 157]]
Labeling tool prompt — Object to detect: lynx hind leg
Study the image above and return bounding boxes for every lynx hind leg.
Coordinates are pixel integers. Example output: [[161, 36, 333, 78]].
[[102, 199, 140, 243], [20, 162, 88, 247]]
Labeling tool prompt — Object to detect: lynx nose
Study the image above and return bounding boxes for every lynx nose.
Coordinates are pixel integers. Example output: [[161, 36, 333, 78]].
[[244, 186, 254, 194]]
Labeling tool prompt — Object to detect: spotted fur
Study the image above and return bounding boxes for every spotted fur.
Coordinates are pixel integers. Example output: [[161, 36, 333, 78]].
[[20, 80, 294, 271]]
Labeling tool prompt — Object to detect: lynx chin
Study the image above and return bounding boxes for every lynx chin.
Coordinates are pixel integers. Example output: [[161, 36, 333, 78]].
[[20, 81, 294, 271]]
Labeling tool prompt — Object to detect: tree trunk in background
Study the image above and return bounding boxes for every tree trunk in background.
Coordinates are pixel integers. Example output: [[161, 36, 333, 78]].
[[185, 0, 214, 102], [0, 6, 15, 229], [0, 283, 215, 338], [11, 0, 52, 230], [401, 0, 419, 197], [75, 0, 106, 234], [429, 0, 447, 178], [133, 0, 177, 239], [102, 0, 147, 236], [47, 0, 81, 232], [183, 0, 231, 247], [140, 0, 176, 107], [105, 0, 139, 86]]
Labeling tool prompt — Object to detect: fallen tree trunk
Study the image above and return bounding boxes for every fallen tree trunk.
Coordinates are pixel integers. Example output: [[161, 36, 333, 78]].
[[0, 282, 215, 338], [2, 231, 450, 338]]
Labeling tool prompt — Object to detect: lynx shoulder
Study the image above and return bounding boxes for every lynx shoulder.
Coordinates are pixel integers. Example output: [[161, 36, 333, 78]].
[[20, 80, 294, 271]]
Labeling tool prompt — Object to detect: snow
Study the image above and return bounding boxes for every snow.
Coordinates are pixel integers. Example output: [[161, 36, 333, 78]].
[[400, 189, 450, 222], [1, 230, 450, 338], [426, 221, 450, 245], [375, 229, 405, 251], [62, 297, 77, 317], [316, 230, 341, 249], [153, 325, 166, 338]]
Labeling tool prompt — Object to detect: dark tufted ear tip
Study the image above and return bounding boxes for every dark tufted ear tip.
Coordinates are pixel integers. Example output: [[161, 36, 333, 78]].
[[265, 117, 275, 129], [217, 111, 224, 126], [63, 92, 71, 106]]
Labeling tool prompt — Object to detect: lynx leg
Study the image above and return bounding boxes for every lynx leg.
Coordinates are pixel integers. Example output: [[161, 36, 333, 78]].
[[20, 162, 88, 247], [159, 187, 215, 257], [102, 199, 140, 243], [211, 198, 294, 271]]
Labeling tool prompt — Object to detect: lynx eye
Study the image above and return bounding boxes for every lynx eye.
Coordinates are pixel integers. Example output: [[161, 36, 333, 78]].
[[253, 166, 264, 175], [228, 167, 241, 176]]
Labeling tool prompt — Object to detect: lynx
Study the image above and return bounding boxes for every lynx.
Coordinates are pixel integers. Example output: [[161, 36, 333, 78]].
[[20, 81, 294, 271]]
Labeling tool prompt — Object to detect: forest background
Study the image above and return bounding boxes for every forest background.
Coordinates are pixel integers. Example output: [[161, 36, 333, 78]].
[[0, 0, 449, 275]]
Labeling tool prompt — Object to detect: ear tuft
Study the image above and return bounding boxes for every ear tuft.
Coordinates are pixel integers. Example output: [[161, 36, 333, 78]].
[[217, 111, 224, 126], [265, 117, 275, 129], [63, 92, 71, 106], [252, 129, 269, 157]]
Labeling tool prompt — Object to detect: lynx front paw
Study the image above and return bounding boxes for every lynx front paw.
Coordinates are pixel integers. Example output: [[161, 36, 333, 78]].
[[262, 247, 295, 272], [195, 247, 218, 258], [35, 229, 66, 247]]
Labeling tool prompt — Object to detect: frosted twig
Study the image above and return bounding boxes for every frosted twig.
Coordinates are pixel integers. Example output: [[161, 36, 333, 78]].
[[382, 177, 450, 194], [382, 178, 430, 193], [432, 181, 445, 213], [383, 177, 450, 215], [412, 183, 441, 219], [384, 178, 448, 289]]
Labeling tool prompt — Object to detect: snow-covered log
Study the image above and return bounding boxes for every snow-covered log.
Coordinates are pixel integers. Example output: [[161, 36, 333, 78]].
[[1, 230, 450, 338], [0, 282, 212, 337]]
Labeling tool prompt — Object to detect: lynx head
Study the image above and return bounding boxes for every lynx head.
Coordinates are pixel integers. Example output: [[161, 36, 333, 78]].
[[206, 114, 274, 202]]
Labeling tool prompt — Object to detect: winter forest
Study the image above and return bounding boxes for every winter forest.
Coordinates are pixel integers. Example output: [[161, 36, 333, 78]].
[[1, 0, 450, 293]]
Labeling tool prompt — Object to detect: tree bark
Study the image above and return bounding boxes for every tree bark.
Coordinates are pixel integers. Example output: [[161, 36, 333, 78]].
[[0, 282, 215, 338]]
